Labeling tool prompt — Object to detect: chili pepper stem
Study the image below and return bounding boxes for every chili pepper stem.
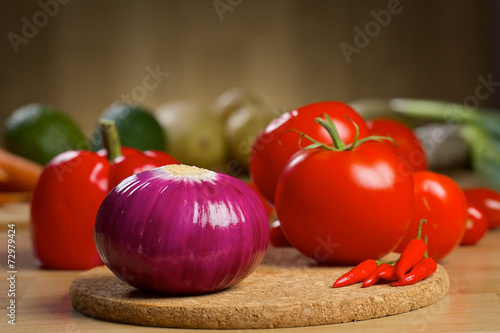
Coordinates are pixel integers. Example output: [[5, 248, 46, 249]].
[[416, 219, 427, 240], [424, 234, 429, 258], [99, 119, 122, 163]]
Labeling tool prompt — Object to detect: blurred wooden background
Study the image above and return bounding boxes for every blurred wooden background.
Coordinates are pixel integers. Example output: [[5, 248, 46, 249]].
[[1, 0, 499, 133]]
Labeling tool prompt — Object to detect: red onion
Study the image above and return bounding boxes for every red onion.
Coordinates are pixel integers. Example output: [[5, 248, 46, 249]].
[[94, 164, 269, 295]]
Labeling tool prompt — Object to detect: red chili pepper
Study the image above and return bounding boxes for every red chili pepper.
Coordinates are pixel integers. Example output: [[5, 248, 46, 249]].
[[30, 120, 178, 270], [362, 262, 390, 287], [378, 264, 399, 281], [333, 259, 379, 288], [392, 257, 437, 287], [395, 219, 427, 279]]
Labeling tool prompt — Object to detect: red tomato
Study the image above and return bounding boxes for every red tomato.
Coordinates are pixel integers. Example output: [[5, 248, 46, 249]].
[[464, 187, 500, 229], [275, 141, 414, 265], [395, 171, 467, 261], [269, 220, 292, 247], [247, 181, 274, 217], [460, 202, 489, 246], [249, 101, 370, 205], [367, 118, 427, 172]]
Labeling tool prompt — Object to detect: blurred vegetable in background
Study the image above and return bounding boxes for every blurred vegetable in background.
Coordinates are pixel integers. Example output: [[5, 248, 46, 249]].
[[2, 103, 87, 165], [156, 100, 227, 170], [350, 98, 500, 191], [413, 123, 470, 170], [212, 87, 262, 123], [92, 103, 166, 152], [223, 103, 275, 170], [0, 148, 42, 192], [0, 147, 42, 205], [213, 88, 276, 171], [349, 99, 420, 128]]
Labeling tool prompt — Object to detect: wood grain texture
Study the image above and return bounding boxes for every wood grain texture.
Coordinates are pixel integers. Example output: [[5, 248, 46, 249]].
[[0, 1, 497, 133], [1, 205, 500, 332], [0, 202, 29, 227], [69, 248, 449, 329]]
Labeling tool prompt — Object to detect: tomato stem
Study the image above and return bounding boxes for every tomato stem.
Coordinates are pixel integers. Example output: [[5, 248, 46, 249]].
[[292, 114, 395, 151], [315, 117, 346, 150], [99, 119, 122, 163]]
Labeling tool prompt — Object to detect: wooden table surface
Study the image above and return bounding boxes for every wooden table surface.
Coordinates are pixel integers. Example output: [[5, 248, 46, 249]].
[[1, 203, 499, 333]]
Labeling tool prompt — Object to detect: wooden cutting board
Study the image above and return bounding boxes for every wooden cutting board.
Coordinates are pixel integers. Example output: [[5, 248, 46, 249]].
[[70, 247, 449, 329]]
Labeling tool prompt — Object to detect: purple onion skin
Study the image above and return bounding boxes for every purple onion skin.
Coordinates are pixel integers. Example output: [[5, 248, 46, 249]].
[[94, 166, 270, 295]]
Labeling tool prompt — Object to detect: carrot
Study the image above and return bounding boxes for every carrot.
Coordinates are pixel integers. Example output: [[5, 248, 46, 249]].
[[0, 191, 31, 204], [0, 148, 43, 192], [0, 166, 9, 183]]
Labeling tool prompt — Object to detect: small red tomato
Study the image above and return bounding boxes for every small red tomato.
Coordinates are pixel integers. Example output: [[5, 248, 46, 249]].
[[460, 202, 489, 246], [269, 220, 292, 247], [247, 181, 274, 217], [395, 171, 468, 261], [464, 187, 500, 229], [250, 101, 370, 205], [367, 118, 427, 172]]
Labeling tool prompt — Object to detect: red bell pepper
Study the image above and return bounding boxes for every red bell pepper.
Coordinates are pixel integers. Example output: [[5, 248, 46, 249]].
[[30, 120, 178, 269]]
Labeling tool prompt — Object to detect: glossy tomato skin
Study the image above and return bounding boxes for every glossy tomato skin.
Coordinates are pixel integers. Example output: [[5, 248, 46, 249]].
[[275, 142, 414, 265], [269, 220, 292, 247], [247, 181, 274, 217], [464, 188, 500, 229], [250, 101, 370, 205], [460, 202, 489, 246], [367, 118, 428, 172], [395, 171, 467, 261]]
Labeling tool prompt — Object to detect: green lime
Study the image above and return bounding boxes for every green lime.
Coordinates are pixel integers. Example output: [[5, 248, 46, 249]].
[[92, 103, 166, 152], [2, 103, 88, 165]]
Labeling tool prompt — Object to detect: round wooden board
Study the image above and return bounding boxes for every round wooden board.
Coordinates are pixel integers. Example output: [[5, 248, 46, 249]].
[[70, 247, 449, 329]]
